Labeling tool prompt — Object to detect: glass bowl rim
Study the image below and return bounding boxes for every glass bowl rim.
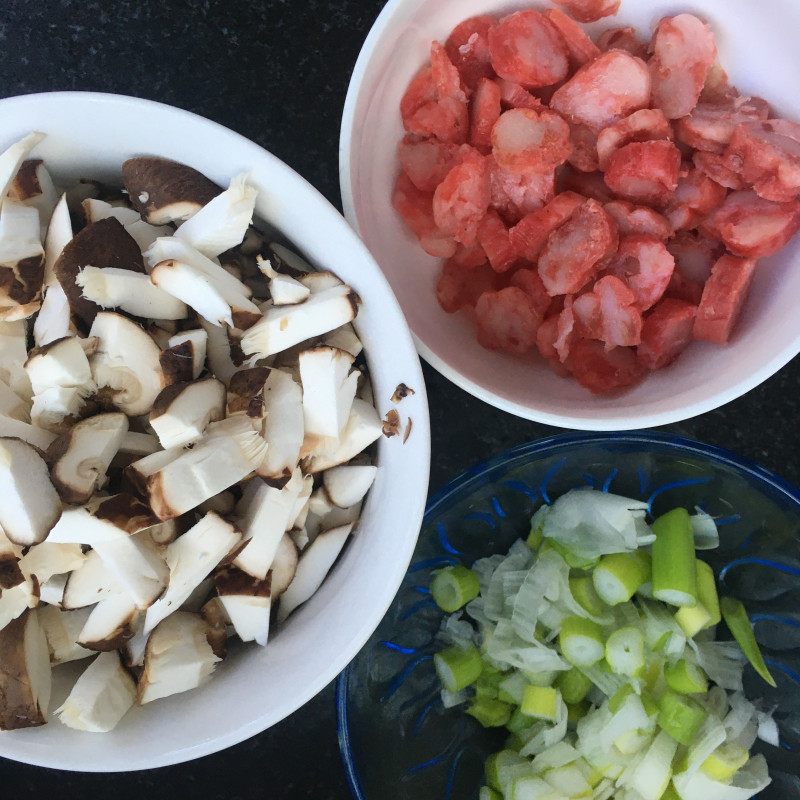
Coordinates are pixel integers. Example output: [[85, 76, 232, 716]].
[[336, 429, 800, 800]]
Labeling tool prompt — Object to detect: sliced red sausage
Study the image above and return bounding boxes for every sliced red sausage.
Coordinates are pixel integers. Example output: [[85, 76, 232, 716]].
[[674, 96, 769, 155], [542, 8, 601, 68], [701, 190, 800, 259], [469, 78, 502, 151], [570, 339, 645, 393], [491, 107, 573, 174], [550, 50, 651, 132], [603, 140, 682, 206], [488, 10, 570, 90], [724, 119, 800, 203], [649, 14, 717, 120], [397, 136, 461, 193], [693, 254, 757, 344], [568, 124, 600, 173], [510, 191, 586, 261], [572, 275, 643, 348], [638, 299, 698, 369], [436, 259, 498, 313], [509, 267, 553, 317], [444, 15, 497, 91], [487, 154, 555, 223], [596, 109, 672, 171], [596, 27, 647, 58], [604, 200, 673, 240], [432, 150, 491, 247], [477, 208, 518, 273], [551, 0, 621, 24], [663, 166, 728, 232], [693, 151, 746, 191], [538, 198, 619, 295], [605, 235, 676, 310], [392, 172, 457, 258], [474, 286, 543, 353]]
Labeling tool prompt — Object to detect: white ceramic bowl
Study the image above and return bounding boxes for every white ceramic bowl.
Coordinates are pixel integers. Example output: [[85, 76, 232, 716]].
[[340, 0, 800, 430], [0, 91, 430, 771]]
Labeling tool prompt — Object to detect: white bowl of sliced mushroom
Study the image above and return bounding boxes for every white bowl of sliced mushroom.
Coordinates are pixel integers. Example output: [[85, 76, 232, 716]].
[[0, 91, 429, 770]]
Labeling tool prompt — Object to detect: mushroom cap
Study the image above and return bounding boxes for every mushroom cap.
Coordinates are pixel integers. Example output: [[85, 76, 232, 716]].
[[54, 217, 146, 332], [122, 157, 221, 225]]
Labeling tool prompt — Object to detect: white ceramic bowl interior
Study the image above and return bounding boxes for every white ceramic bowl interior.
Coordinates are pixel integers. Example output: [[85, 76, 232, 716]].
[[340, 0, 800, 429], [0, 91, 430, 771]]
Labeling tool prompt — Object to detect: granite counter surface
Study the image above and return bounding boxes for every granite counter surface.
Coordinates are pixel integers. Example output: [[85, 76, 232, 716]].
[[1, 0, 799, 796]]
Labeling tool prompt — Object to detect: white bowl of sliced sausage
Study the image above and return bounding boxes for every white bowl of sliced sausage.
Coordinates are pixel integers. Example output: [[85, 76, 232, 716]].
[[340, 0, 800, 428]]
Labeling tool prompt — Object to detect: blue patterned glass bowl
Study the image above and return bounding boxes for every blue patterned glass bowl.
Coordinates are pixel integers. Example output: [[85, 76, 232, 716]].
[[337, 432, 800, 800]]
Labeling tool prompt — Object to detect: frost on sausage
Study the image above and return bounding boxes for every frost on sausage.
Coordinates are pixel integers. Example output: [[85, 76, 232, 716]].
[[550, 50, 651, 132], [488, 10, 570, 90], [537, 198, 618, 295], [648, 14, 717, 120]]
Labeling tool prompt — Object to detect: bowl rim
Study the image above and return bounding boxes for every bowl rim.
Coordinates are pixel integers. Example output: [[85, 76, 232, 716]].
[[338, 0, 800, 430], [0, 90, 432, 770], [336, 429, 800, 800]]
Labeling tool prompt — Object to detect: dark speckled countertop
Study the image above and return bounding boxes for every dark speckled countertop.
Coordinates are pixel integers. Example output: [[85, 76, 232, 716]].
[[1, 0, 799, 797]]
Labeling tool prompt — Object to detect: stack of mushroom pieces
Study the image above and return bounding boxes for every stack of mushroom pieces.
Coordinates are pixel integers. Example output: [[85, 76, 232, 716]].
[[0, 133, 382, 733]]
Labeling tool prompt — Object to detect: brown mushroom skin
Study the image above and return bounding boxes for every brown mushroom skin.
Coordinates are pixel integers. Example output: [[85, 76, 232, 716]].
[[200, 598, 228, 659], [122, 157, 221, 225], [159, 341, 195, 385], [79, 611, 139, 652], [0, 555, 24, 591], [0, 610, 47, 730], [54, 217, 146, 332], [226, 367, 270, 417], [8, 159, 45, 201], [0, 253, 45, 308]]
